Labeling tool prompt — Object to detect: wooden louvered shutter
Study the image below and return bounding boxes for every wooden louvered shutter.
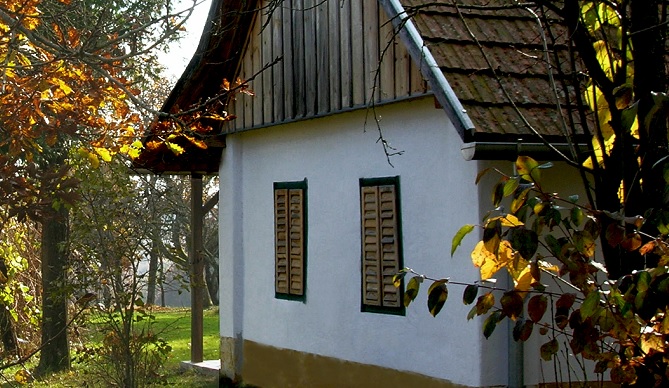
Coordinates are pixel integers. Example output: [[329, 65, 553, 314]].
[[288, 189, 304, 295], [361, 183, 400, 308], [275, 189, 289, 294], [275, 186, 305, 296]]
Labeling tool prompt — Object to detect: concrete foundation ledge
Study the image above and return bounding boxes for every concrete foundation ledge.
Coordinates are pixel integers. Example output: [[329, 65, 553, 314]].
[[179, 359, 221, 377]]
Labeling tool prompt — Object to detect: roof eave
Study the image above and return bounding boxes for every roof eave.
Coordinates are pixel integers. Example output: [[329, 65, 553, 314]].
[[134, 0, 258, 174]]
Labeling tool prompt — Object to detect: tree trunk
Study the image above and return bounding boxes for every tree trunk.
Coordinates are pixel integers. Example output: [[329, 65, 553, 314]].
[[146, 238, 159, 305], [204, 256, 219, 306], [36, 207, 70, 376], [0, 258, 17, 356]]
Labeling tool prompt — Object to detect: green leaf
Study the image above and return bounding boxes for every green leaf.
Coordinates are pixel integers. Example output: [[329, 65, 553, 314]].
[[544, 235, 562, 259], [653, 210, 669, 235], [620, 102, 638, 132], [508, 227, 538, 261], [573, 230, 596, 257], [511, 185, 533, 215], [570, 207, 585, 227], [463, 284, 479, 305], [636, 270, 651, 293], [540, 339, 559, 361], [467, 304, 478, 320], [403, 276, 422, 307], [427, 280, 449, 317], [503, 178, 519, 197], [451, 224, 475, 257], [580, 290, 601, 319], [476, 292, 495, 315], [483, 311, 501, 339]]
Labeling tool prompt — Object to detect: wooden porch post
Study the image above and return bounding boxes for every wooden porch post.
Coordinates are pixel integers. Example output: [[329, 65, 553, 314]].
[[190, 174, 204, 363]]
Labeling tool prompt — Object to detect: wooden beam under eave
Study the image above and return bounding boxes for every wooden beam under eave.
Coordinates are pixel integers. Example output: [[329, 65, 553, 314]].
[[190, 174, 205, 363]]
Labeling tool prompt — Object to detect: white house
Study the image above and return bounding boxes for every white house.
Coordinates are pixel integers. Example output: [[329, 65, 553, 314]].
[[136, 0, 590, 386]]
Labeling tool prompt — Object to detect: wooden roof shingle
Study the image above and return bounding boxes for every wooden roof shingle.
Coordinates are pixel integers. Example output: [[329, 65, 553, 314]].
[[389, 0, 585, 142]]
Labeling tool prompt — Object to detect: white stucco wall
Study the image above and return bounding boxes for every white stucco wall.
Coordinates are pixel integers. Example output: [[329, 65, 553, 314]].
[[218, 97, 583, 386]]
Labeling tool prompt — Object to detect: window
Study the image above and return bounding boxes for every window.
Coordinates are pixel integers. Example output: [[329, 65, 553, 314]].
[[274, 179, 307, 300], [360, 177, 404, 314]]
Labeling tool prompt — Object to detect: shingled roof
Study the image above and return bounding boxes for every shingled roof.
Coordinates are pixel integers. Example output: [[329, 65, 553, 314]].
[[387, 0, 584, 144]]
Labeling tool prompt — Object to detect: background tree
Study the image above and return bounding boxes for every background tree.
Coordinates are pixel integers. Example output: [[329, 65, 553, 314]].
[[0, 0, 198, 375]]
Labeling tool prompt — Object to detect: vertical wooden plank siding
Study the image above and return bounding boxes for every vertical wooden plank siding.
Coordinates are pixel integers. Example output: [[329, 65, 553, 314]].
[[262, 8, 273, 124], [303, 0, 317, 117], [282, 0, 294, 120], [231, 0, 429, 131], [363, 0, 380, 103], [339, 0, 352, 108], [251, 7, 263, 127], [272, 6, 284, 122], [316, 1, 330, 114], [350, 0, 364, 106], [394, 26, 411, 99], [293, 0, 306, 118], [379, 6, 396, 101], [328, 0, 341, 112]]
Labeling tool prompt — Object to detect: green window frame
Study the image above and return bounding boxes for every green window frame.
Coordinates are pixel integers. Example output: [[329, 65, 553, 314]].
[[360, 176, 404, 315], [274, 179, 307, 301]]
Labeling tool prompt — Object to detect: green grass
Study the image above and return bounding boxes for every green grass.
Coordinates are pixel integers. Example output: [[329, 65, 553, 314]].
[[153, 307, 220, 367], [1, 307, 220, 387]]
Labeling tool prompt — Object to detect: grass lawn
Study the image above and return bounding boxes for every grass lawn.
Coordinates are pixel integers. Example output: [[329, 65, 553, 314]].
[[1, 307, 220, 387]]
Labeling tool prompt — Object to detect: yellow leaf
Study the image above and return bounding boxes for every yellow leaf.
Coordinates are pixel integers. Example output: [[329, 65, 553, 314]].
[[57, 79, 73, 95], [94, 147, 113, 162], [511, 265, 533, 293], [488, 214, 524, 227], [14, 369, 31, 384], [120, 140, 144, 159], [538, 260, 560, 274], [472, 240, 515, 280], [88, 152, 100, 169], [166, 142, 184, 156]]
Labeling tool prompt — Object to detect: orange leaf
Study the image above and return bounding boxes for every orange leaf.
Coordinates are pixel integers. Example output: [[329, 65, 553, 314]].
[[639, 240, 656, 255]]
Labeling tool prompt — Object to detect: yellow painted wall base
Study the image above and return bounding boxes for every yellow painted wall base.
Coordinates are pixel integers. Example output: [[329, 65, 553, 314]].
[[237, 339, 468, 388]]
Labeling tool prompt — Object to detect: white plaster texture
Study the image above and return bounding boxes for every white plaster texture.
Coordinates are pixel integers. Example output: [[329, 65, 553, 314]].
[[217, 97, 586, 386]]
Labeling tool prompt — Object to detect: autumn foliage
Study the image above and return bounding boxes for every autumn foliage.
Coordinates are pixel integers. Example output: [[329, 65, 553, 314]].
[[397, 156, 669, 386]]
